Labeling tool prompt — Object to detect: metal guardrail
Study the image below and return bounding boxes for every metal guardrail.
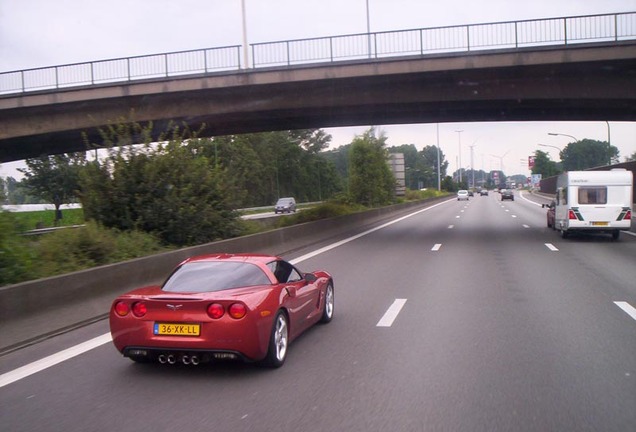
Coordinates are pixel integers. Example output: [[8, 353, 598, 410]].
[[1, 12, 634, 95]]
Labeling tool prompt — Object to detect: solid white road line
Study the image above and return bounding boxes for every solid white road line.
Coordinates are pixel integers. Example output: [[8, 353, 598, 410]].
[[0, 333, 112, 388], [523, 224, 530, 229], [377, 299, 408, 327], [519, 190, 544, 207], [545, 243, 559, 251], [431, 244, 442, 251], [614, 302, 636, 321], [3, 199, 455, 387]]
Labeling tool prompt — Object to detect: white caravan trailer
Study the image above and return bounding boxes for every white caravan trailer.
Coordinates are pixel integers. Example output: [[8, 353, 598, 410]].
[[554, 169, 633, 240]]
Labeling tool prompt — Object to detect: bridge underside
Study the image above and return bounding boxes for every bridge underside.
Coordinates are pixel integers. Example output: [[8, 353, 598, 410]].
[[1, 42, 635, 162]]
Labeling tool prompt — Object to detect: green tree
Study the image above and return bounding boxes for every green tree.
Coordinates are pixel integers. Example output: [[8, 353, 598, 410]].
[[80, 124, 240, 246], [561, 139, 619, 170], [531, 150, 561, 178], [19, 153, 86, 223], [441, 175, 457, 192], [0, 176, 6, 203], [348, 128, 395, 206], [419, 145, 448, 189], [208, 130, 341, 207], [387, 144, 448, 190]]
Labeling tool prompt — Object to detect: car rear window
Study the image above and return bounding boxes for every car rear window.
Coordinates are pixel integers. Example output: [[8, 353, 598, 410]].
[[578, 187, 607, 204], [162, 261, 271, 293]]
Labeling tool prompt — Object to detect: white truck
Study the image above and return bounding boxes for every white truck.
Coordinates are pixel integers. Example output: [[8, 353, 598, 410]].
[[552, 169, 633, 240]]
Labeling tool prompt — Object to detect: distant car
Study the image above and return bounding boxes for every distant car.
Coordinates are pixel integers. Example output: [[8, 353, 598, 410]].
[[457, 190, 469, 201], [274, 197, 296, 213], [501, 189, 514, 201], [543, 200, 556, 229], [480, 189, 489, 196], [468, 190, 474, 197], [109, 253, 334, 368]]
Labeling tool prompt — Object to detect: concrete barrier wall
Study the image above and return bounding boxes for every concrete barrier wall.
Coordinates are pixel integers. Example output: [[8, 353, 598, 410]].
[[0, 197, 448, 352]]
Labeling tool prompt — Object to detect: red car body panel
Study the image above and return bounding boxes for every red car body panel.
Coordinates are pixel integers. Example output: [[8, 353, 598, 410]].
[[109, 253, 332, 363]]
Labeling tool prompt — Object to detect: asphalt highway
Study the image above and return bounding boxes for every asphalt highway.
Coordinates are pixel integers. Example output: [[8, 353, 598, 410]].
[[1, 191, 635, 432]]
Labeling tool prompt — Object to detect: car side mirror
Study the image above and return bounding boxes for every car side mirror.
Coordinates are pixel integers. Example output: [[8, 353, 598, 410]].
[[304, 273, 317, 283]]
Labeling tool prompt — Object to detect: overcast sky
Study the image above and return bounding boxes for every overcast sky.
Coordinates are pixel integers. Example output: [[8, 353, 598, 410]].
[[1, 0, 635, 179]]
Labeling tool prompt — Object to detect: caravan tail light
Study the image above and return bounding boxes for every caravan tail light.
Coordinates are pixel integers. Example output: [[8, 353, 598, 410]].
[[625, 210, 632, 220], [568, 210, 577, 220]]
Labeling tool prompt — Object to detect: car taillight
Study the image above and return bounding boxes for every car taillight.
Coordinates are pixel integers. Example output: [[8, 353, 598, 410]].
[[207, 303, 225, 319], [228, 303, 247, 319], [625, 210, 632, 220], [132, 302, 147, 317], [114, 301, 130, 317], [568, 210, 577, 220]]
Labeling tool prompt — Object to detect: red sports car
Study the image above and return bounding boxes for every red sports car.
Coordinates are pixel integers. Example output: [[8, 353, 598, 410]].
[[109, 253, 334, 368]]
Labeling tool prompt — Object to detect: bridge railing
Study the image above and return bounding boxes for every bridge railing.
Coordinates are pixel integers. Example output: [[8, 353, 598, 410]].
[[251, 12, 636, 67], [1, 12, 634, 95], [0, 45, 242, 94]]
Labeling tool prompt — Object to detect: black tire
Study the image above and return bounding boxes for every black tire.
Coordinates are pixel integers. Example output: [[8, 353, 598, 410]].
[[560, 229, 569, 239], [262, 311, 289, 368], [320, 282, 334, 324], [612, 230, 620, 241]]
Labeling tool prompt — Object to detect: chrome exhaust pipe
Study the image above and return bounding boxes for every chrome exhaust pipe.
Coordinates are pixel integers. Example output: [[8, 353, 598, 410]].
[[182, 355, 190, 365], [158, 354, 168, 364], [167, 354, 176, 365], [190, 355, 200, 366]]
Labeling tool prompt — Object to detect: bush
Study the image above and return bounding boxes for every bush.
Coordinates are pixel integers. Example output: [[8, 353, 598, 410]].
[[404, 189, 446, 201], [33, 222, 164, 278], [276, 201, 364, 227], [0, 212, 35, 285]]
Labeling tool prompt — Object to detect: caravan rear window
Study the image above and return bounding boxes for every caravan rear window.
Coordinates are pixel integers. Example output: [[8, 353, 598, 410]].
[[578, 187, 607, 205]]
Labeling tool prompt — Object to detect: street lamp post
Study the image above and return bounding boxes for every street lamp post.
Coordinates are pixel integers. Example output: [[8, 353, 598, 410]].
[[605, 121, 612, 165], [241, 0, 249, 68], [469, 144, 477, 189], [538, 143, 563, 159], [436, 123, 441, 191], [548, 132, 579, 142], [455, 130, 463, 183]]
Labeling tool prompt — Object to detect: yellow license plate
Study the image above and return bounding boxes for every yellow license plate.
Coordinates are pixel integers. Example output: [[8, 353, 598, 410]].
[[591, 221, 609, 226], [154, 323, 200, 336]]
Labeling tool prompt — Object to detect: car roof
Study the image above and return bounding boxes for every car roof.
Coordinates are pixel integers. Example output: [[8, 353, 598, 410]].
[[181, 253, 280, 265]]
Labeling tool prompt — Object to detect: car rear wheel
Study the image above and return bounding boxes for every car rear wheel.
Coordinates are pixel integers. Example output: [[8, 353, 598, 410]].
[[612, 230, 620, 241], [320, 283, 334, 324], [263, 311, 289, 368]]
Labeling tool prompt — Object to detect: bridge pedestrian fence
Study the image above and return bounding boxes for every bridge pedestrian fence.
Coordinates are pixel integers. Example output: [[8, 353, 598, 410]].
[[1, 12, 635, 95]]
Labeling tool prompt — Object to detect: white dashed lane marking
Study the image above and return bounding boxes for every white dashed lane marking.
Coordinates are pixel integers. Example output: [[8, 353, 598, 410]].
[[614, 302, 636, 321], [377, 299, 408, 327]]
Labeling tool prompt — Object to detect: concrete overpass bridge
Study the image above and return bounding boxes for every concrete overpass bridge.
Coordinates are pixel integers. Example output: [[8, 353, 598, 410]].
[[1, 11, 635, 163]]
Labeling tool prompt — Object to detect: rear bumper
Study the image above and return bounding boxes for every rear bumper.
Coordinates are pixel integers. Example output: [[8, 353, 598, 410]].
[[122, 346, 252, 364]]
